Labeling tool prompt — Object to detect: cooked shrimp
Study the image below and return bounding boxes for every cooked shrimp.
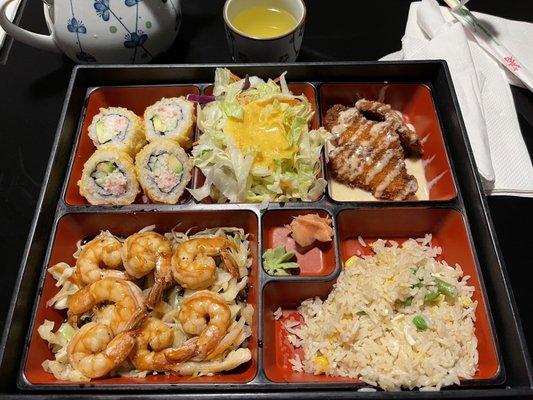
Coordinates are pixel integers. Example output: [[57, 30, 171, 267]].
[[122, 231, 173, 308], [122, 231, 172, 279], [171, 237, 239, 290], [178, 291, 231, 359], [67, 278, 144, 335], [131, 317, 198, 371], [76, 233, 127, 285], [67, 309, 146, 379]]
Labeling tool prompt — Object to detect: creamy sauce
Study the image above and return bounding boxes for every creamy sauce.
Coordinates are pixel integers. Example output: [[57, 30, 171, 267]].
[[426, 170, 447, 193], [329, 158, 429, 201], [331, 108, 359, 138]]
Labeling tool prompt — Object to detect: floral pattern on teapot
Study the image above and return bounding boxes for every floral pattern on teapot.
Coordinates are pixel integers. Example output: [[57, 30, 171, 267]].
[[62, 0, 179, 63]]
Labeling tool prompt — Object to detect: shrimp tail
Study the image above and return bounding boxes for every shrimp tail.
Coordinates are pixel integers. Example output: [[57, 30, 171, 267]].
[[124, 307, 149, 332], [105, 333, 137, 367], [163, 337, 199, 362], [205, 322, 245, 361], [220, 251, 240, 278], [145, 275, 173, 309], [196, 325, 225, 359], [145, 282, 165, 309]]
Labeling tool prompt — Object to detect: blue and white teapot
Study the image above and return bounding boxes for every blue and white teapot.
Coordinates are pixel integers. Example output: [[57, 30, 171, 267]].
[[0, 0, 181, 63]]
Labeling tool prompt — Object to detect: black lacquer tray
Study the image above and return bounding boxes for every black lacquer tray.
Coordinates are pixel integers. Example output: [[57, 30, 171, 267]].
[[0, 62, 531, 399]]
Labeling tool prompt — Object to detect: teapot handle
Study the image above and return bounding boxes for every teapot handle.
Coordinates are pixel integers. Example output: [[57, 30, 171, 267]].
[[0, 0, 60, 53]]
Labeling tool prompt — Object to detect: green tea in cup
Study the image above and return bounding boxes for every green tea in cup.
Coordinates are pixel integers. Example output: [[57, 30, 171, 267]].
[[223, 0, 306, 62], [231, 5, 298, 39]]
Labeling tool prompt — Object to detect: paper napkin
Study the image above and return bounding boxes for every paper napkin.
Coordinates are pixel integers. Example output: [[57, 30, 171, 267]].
[[382, 0, 533, 197]]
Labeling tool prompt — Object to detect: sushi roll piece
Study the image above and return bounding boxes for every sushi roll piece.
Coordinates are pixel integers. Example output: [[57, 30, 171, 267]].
[[135, 139, 192, 204], [78, 147, 140, 205], [144, 97, 195, 149], [88, 107, 145, 156]]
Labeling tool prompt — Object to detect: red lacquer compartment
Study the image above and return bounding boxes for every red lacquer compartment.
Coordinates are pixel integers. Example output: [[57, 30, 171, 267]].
[[263, 207, 500, 385], [319, 83, 456, 202], [336, 207, 500, 382], [23, 210, 258, 386], [65, 85, 200, 206], [261, 209, 336, 277], [263, 280, 358, 384], [193, 83, 322, 204]]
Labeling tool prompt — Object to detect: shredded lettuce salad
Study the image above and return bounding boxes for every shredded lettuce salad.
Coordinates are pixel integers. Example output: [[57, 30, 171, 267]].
[[190, 68, 330, 203], [38, 319, 88, 382], [37, 263, 88, 382]]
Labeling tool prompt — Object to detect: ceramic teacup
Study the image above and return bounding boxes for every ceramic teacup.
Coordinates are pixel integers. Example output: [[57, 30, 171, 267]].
[[0, 0, 181, 64], [223, 0, 306, 63]]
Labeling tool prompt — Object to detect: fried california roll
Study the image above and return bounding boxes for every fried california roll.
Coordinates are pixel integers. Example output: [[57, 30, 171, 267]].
[[144, 97, 195, 149], [78, 147, 140, 205], [135, 139, 192, 204], [88, 107, 145, 156]]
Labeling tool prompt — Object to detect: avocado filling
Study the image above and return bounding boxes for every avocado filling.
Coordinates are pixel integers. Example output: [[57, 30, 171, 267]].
[[95, 114, 130, 144], [147, 152, 183, 193], [91, 161, 128, 196], [151, 104, 183, 135]]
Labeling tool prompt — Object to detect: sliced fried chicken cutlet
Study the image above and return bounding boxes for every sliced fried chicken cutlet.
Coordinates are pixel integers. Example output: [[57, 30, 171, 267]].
[[325, 100, 423, 200]]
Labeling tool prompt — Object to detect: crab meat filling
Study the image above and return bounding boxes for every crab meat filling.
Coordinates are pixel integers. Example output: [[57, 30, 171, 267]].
[[91, 162, 128, 196], [150, 105, 183, 135], [147, 152, 183, 193], [95, 114, 130, 144]]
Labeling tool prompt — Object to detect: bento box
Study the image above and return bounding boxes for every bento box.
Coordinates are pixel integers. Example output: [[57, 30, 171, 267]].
[[0, 62, 531, 399]]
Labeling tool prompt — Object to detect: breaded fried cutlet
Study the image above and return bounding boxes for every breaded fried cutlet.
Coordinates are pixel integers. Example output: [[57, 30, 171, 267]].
[[325, 100, 422, 200], [355, 99, 422, 157]]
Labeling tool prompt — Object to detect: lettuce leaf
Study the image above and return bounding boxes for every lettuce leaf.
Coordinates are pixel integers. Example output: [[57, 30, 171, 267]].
[[219, 101, 244, 121], [38, 320, 89, 382], [38, 320, 76, 352], [46, 262, 80, 310]]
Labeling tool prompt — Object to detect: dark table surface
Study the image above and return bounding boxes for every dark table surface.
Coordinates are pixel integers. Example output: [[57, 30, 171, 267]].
[[0, 0, 532, 382]]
